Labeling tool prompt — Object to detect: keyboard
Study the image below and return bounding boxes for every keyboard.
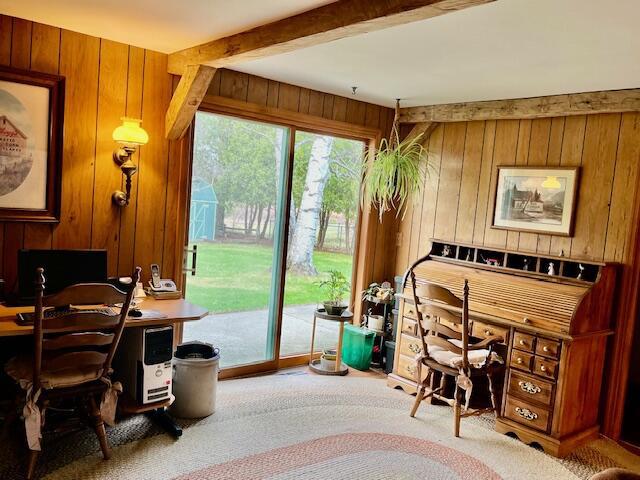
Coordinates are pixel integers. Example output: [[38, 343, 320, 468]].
[[16, 307, 116, 326]]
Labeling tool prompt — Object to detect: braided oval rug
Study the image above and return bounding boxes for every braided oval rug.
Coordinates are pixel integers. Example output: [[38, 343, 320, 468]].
[[1, 371, 637, 479]]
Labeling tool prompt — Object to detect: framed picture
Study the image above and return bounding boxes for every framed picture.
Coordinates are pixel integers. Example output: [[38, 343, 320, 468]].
[[492, 166, 579, 236], [0, 66, 64, 222]]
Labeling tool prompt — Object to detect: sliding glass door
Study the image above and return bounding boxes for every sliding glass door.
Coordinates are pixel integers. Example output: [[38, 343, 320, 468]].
[[280, 131, 365, 358], [183, 111, 290, 369], [182, 110, 366, 374]]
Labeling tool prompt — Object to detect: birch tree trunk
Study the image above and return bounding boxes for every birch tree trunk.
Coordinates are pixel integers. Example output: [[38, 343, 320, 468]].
[[287, 135, 333, 275]]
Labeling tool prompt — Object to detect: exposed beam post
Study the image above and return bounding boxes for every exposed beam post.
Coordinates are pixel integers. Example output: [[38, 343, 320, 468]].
[[165, 65, 216, 140], [168, 0, 494, 75], [399, 88, 640, 123], [405, 121, 438, 144]]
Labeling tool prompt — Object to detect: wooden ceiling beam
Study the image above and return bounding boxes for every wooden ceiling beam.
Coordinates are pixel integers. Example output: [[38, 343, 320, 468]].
[[399, 89, 640, 123], [405, 121, 438, 144], [165, 64, 216, 140], [167, 0, 494, 75]]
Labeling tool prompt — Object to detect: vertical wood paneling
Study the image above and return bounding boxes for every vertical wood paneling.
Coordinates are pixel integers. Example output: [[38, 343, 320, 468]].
[[133, 51, 172, 275], [91, 40, 129, 275], [246, 75, 269, 106], [117, 46, 145, 277], [433, 122, 467, 240], [392, 112, 638, 277], [605, 113, 640, 262], [53, 30, 100, 249], [0, 15, 12, 64], [570, 114, 620, 260], [10, 18, 31, 69], [415, 124, 444, 258], [277, 83, 300, 112], [455, 121, 485, 243], [472, 120, 496, 245]]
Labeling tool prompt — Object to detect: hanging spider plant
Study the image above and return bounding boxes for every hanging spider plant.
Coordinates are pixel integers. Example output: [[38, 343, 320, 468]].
[[361, 100, 430, 221]]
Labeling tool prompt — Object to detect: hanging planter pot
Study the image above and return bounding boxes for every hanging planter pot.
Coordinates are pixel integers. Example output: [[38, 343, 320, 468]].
[[362, 99, 430, 221]]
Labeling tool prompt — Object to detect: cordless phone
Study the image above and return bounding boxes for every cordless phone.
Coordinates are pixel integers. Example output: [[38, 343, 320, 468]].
[[150, 264, 161, 289]]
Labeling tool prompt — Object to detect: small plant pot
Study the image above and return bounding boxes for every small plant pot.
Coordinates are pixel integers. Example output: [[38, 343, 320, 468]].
[[323, 302, 347, 316]]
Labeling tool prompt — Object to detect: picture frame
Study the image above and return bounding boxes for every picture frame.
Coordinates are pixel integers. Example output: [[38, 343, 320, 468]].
[[0, 65, 64, 222], [491, 166, 579, 237]]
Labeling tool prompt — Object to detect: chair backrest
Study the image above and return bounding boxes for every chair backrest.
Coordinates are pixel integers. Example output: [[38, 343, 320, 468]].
[[31, 266, 141, 390], [409, 270, 470, 370]]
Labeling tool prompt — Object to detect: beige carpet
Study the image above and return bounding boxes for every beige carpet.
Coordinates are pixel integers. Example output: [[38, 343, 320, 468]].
[[2, 370, 638, 479]]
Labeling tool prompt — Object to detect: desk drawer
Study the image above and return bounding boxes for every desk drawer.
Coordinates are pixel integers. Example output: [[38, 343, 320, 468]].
[[535, 337, 561, 360], [399, 334, 423, 357], [403, 302, 418, 319], [507, 370, 554, 407], [400, 317, 418, 337], [513, 331, 535, 353], [510, 350, 533, 372], [396, 354, 418, 382], [472, 320, 509, 344], [533, 356, 558, 380], [505, 396, 550, 432]]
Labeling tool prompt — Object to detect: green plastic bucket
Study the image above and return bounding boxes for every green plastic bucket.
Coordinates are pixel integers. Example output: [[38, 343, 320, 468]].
[[341, 324, 376, 370]]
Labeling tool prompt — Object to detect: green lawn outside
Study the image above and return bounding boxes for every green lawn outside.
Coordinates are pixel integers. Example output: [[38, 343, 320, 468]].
[[185, 242, 353, 313]]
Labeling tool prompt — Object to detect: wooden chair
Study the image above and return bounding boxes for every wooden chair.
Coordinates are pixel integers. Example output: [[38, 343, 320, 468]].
[[407, 271, 504, 437], [4, 266, 141, 479]]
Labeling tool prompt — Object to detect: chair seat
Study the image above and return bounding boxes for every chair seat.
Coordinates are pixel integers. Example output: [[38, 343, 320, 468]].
[[427, 339, 495, 370], [5, 355, 104, 390]]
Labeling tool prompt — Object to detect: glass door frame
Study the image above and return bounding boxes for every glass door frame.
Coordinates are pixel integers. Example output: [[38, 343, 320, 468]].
[[183, 98, 382, 379]]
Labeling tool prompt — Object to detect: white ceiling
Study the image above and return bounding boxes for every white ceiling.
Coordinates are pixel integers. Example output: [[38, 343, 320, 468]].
[[0, 0, 335, 54], [2, 0, 639, 108], [236, 0, 640, 107]]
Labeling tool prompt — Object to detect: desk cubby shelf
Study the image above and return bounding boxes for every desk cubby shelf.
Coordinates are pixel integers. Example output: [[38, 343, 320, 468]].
[[429, 239, 603, 285]]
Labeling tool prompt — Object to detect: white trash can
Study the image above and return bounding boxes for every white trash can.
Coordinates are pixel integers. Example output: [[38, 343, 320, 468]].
[[170, 341, 220, 418]]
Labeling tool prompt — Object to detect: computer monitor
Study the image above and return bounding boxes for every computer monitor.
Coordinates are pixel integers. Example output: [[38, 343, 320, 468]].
[[17, 249, 108, 300]]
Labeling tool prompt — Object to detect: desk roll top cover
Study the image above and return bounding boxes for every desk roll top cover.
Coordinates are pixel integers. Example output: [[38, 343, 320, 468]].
[[387, 239, 616, 457]]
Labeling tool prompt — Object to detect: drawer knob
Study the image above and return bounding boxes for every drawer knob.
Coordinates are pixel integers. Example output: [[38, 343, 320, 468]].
[[543, 346, 550, 352], [484, 329, 492, 336], [516, 357, 524, 364], [409, 344, 421, 354], [540, 365, 547, 372], [519, 339, 527, 346], [523, 317, 530, 324], [515, 406, 538, 421], [406, 365, 416, 374], [518, 380, 541, 395]]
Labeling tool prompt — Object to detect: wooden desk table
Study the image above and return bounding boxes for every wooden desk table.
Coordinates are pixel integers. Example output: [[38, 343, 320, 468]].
[[0, 297, 208, 336], [0, 297, 208, 438]]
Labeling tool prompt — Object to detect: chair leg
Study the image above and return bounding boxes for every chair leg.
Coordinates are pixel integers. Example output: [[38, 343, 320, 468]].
[[453, 385, 461, 438], [26, 450, 39, 480], [487, 371, 499, 418], [88, 395, 111, 460], [410, 385, 426, 418]]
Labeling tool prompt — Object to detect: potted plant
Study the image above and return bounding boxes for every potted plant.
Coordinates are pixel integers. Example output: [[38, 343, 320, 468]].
[[361, 99, 431, 221], [318, 270, 350, 316]]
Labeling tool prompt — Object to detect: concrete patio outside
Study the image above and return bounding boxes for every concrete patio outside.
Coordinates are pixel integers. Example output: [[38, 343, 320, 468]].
[[183, 304, 342, 368]]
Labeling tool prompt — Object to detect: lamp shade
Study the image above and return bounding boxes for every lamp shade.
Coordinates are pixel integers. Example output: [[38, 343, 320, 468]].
[[112, 118, 149, 145]]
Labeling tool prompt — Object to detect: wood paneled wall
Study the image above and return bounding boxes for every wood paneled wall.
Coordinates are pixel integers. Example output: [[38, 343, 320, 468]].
[[393, 113, 640, 275], [0, 15, 181, 292], [0, 14, 394, 295]]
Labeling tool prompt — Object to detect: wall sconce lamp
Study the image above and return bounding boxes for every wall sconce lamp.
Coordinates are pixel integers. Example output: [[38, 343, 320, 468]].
[[112, 118, 149, 206]]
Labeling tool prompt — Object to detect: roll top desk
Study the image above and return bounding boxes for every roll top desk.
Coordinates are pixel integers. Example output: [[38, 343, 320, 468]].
[[388, 240, 616, 457]]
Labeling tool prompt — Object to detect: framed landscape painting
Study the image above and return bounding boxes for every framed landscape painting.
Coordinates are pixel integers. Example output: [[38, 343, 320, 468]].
[[492, 166, 579, 236], [0, 66, 64, 222]]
